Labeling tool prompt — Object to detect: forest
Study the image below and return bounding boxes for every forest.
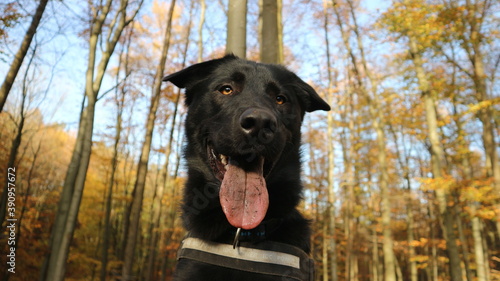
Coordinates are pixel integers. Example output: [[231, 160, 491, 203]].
[[0, 0, 499, 280]]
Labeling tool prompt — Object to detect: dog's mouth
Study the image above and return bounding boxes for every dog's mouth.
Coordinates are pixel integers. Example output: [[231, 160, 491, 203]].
[[208, 145, 272, 230]]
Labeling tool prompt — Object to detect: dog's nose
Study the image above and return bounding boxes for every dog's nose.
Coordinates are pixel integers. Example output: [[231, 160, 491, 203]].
[[239, 108, 277, 140]]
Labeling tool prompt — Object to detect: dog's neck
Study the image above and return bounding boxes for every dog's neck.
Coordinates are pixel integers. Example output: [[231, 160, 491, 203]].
[[177, 237, 314, 280], [227, 218, 283, 246]]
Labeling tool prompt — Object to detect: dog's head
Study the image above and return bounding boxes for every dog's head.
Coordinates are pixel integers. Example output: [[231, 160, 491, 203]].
[[164, 55, 330, 231]]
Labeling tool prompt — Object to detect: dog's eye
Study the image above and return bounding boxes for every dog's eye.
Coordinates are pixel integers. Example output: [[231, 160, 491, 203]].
[[276, 95, 287, 105], [218, 85, 233, 95]]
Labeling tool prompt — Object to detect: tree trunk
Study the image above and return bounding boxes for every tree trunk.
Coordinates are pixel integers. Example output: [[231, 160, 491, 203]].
[[100, 51, 128, 281], [471, 44, 500, 242], [322, 222, 328, 281], [197, 0, 206, 62], [0, 71, 28, 227], [372, 225, 380, 281], [158, 20, 191, 281], [322, 2, 337, 280], [0, 0, 48, 112], [1, 45, 37, 281], [456, 203, 473, 281], [45, 95, 97, 281], [276, 0, 283, 63], [406, 188, 417, 281], [428, 204, 439, 281], [463, 0, 500, 193], [332, 1, 397, 279], [145, 3, 191, 280], [390, 124, 418, 281], [369, 102, 396, 281], [226, 0, 247, 58], [3, 143, 41, 281], [259, 0, 279, 63], [407, 26, 463, 281], [344, 148, 352, 281], [41, 1, 141, 280], [100, 114, 121, 281], [448, 0, 500, 240], [42, 1, 112, 276], [340, 93, 357, 281], [471, 205, 487, 281], [121, 1, 175, 279]]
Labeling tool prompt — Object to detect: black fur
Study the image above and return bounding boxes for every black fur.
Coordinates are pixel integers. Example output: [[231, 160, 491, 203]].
[[163, 55, 330, 281]]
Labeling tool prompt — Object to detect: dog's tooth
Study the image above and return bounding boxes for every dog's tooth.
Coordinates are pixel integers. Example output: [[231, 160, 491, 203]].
[[221, 155, 228, 165]]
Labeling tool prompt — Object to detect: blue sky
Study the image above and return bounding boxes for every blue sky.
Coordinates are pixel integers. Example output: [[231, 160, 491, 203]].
[[0, 0, 398, 185], [0, 0, 392, 162]]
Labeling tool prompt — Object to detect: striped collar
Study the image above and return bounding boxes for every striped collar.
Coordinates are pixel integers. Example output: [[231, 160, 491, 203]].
[[177, 237, 314, 281]]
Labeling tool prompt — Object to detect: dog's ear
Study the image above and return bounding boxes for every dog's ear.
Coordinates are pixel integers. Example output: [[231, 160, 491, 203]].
[[163, 54, 238, 89], [297, 80, 331, 112]]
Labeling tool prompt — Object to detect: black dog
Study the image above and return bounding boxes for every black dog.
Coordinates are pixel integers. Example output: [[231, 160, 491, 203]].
[[163, 55, 330, 281]]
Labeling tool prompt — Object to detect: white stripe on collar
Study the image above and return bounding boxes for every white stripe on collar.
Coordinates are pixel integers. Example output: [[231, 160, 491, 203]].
[[181, 237, 301, 269]]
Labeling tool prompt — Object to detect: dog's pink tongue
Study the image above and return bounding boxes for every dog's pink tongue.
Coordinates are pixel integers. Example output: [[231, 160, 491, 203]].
[[219, 158, 269, 230]]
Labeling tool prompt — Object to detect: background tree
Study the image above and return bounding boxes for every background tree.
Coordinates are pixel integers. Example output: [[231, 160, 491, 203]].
[[0, 0, 48, 112], [41, 1, 142, 280], [227, 0, 247, 57], [259, 0, 281, 63], [332, 1, 397, 280], [99, 23, 134, 281], [322, 0, 338, 280], [121, 0, 175, 279]]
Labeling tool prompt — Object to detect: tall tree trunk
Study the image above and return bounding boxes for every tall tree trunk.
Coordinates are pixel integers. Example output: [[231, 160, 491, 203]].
[[455, 201, 473, 281], [365, 164, 381, 281], [429, 204, 439, 281], [446, 0, 500, 240], [471, 204, 487, 281], [390, 124, 418, 281], [197, 0, 206, 62], [158, 22, 191, 281], [0, 0, 48, 112], [480, 221, 491, 280], [371, 223, 380, 281], [332, 1, 397, 279], [42, 1, 111, 278], [344, 143, 353, 281], [3, 136, 41, 281], [470, 38, 500, 243], [1, 45, 37, 281], [369, 102, 396, 281], [100, 33, 130, 280], [276, 0, 283, 63], [41, 1, 141, 280], [322, 222, 328, 281], [406, 25, 463, 281], [463, 0, 500, 193], [226, 0, 247, 58], [45, 93, 97, 281], [452, 79, 487, 281], [339, 90, 357, 281], [144, 2, 191, 280], [406, 181, 417, 281], [322, 2, 337, 280], [121, 1, 175, 279], [259, 0, 280, 63], [0, 54, 31, 227], [100, 105, 122, 281]]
